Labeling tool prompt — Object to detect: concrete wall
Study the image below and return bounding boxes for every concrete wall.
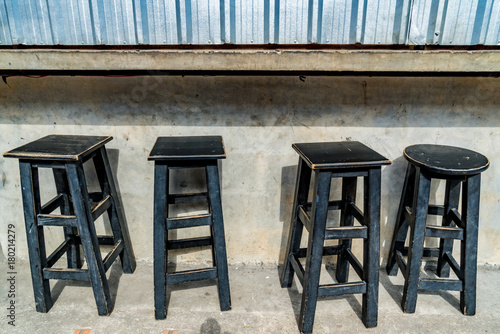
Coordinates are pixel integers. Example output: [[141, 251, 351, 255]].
[[0, 75, 499, 266]]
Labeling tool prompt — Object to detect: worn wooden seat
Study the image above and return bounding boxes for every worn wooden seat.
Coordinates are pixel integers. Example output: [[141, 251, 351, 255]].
[[386, 144, 489, 315], [280, 141, 391, 333], [148, 135, 231, 320], [4, 134, 136, 315]]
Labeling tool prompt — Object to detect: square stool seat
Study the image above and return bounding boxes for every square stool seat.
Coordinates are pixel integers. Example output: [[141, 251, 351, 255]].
[[148, 136, 226, 161], [4, 134, 113, 161], [293, 141, 391, 169]]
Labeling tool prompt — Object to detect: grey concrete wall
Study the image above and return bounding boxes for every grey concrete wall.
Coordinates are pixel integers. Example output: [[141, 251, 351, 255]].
[[0, 75, 499, 266]]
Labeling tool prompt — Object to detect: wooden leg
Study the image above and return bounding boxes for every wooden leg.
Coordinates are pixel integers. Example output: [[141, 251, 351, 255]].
[[299, 170, 331, 334], [67, 163, 112, 316], [362, 168, 381, 328], [19, 161, 53, 313], [94, 147, 136, 273], [460, 173, 480, 316], [206, 161, 231, 312], [402, 168, 431, 313], [336, 177, 357, 283], [437, 179, 461, 277], [53, 168, 82, 269], [154, 163, 169, 320], [280, 158, 312, 288], [387, 163, 416, 276]]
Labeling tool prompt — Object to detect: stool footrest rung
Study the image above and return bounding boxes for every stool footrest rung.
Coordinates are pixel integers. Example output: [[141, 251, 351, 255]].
[[298, 206, 312, 232], [318, 281, 367, 297], [307, 200, 342, 211], [425, 225, 463, 240], [91, 195, 112, 221], [346, 249, 364, 280], [38, 214, 77, 227], [74, 235, 115, 246], [297, 245, 344, 258], [325, 226, 367, 240], [428, 205, 445, 216], [103, 240, 124, 272], [41, 194, 65, 214], [449, 208, 463, 228], [168, 236, 213, 250], [419, 278, 463, 291], [166, 268, 217, 285], [443, 252, 463, 280], [348, 202, 365, 225], [400, 247, 440, 258], [46, 238, 73, 268], [43, 268, 90, 281], [395, 250, 407, 273], [167, 214, 212, 229], [289, 254, 305, 287], [168, 193, 208, 205]]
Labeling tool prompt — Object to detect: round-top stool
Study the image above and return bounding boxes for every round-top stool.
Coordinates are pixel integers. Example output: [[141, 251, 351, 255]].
[[280, 141, 391, 333], [3, 135, 136, 315], [148, 136, 231, 320], [386, 144, 490, 315]]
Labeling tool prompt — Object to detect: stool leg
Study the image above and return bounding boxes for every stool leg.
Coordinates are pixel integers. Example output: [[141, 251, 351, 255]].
[[336, 177, 357, 283], [299, 170, 331, 334], [362, 168, 381, 327], [280, 158, 312, 288], [437, 179, 461, 278], [67, 163, 112, 316], [153, 163, 169, 320], [387, 163, 416, 276], [94, 147, 136, 273], [206, 161, 232, 311], [402, 168, 431, 313], [460, 173, 480, 316], [53, 168, 82, 269], [19, 162, 53, 312]]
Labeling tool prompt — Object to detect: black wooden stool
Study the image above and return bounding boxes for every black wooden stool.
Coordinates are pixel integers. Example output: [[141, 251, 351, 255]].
[[386, 144, 489, 315], [3, 135, 136, 315], [280, 141, 391, 333], [148, 136, 231, 320]]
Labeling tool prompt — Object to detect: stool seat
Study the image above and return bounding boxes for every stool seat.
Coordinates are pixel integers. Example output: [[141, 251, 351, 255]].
[[404, 144, 489, 175], [293, 141, 391, 169], [3, 135, 112, 162], [148, 136, 225, 161]]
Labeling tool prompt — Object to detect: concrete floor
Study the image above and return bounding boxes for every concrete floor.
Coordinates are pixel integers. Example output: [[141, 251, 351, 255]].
[[2, 261, 499, 334]]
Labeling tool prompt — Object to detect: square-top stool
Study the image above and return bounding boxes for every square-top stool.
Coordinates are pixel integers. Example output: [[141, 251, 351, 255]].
[[148, 136, 231, 320], [386, 144, 490, 315], [3, 135, 136, 315], [280, 141, 391, 333]]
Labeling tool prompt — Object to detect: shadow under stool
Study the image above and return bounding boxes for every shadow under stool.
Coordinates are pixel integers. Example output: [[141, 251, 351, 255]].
[[3, 134, 136, 315], [386, 144, 490, 315], [280, 141, 391, 333], [148, 136, 231, 320]]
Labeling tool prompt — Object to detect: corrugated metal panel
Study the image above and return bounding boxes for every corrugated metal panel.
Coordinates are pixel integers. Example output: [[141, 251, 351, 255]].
[[409, 0, 500, 45], [0, 0, 498, 45]]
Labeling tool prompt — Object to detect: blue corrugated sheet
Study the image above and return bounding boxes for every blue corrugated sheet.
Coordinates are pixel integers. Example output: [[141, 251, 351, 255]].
[[0, 0, 498, 45]]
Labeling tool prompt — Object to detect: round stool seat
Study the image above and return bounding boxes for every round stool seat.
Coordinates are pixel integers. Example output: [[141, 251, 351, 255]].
[[404, 144, 489, 176]]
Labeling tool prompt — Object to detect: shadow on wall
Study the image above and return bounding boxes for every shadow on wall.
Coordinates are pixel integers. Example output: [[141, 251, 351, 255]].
[[0, 76, 498, 127]]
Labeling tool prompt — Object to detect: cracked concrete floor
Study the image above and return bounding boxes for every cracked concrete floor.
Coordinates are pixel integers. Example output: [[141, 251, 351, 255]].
[[1, 261, 499, 333]]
